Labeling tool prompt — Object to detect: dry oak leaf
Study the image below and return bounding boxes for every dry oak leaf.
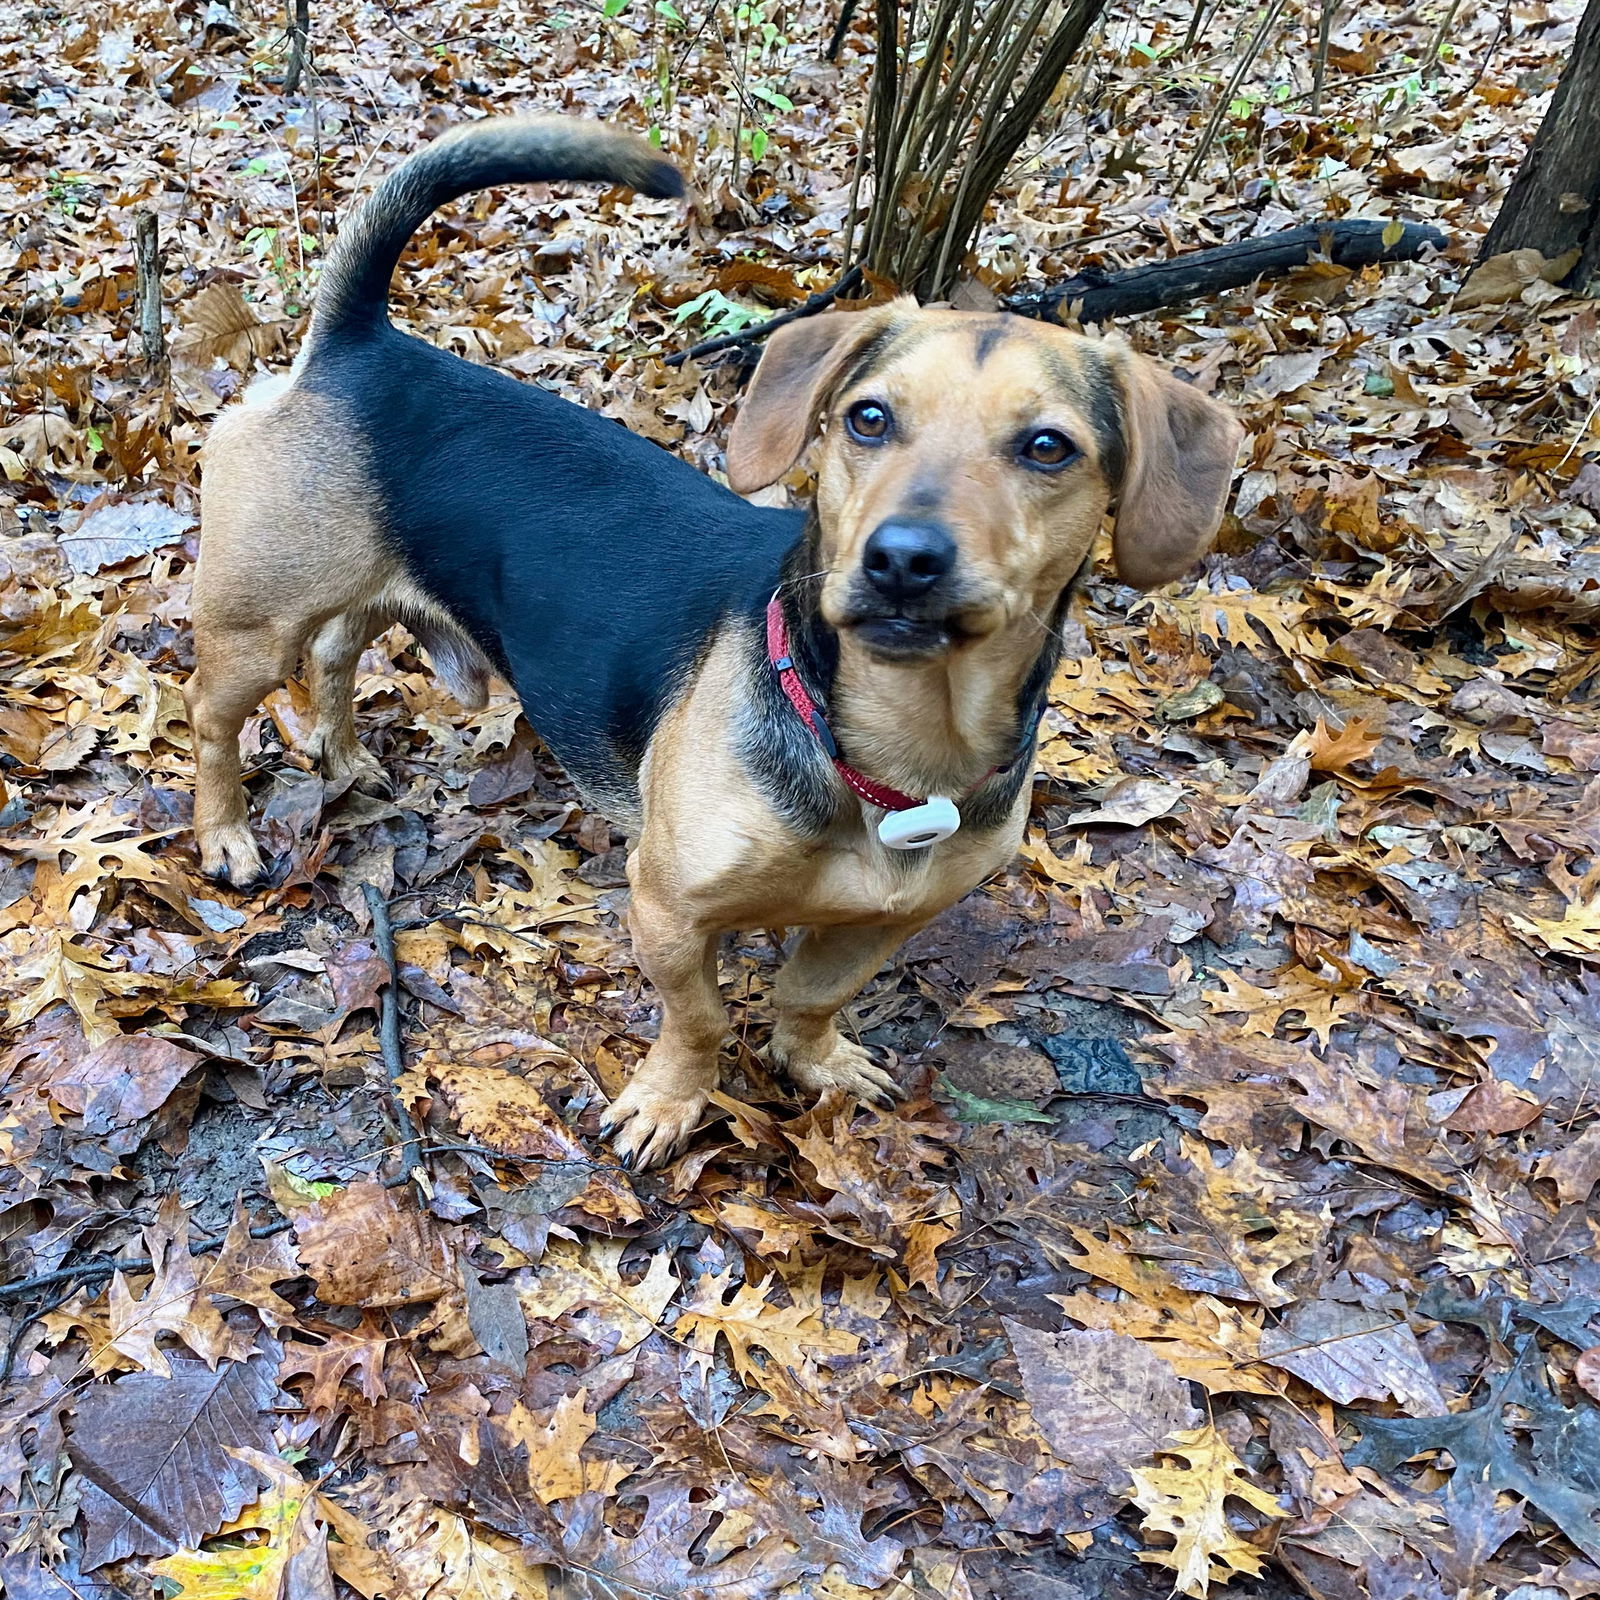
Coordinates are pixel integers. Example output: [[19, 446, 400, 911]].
[[1003, 1323, 1201, 1492], [1506, 896, 1600, 960], [1285, 1058, 1455, 1191], [1167, 1140, 1330, 1307], [496, 1389, 629, 1504], [1066, 777, 1185, 829], [327, 1495, 542, 1600], [1306, 714, 1383, 772], [293, 1181, 458, 1308], [5, 930, 159, 1047], [676, 1265, 861, 1387], [147, 1449, 334, 1600], [278, 1316, 389, 1419], [1538, 1123, 1600, 1206], [1129, 1424, 1286, 1598], [173, 282, 288, 369], [424, 1056, 641, 1223], [518, 1236, 678, 1352], [45, 1194, 250, 1375]]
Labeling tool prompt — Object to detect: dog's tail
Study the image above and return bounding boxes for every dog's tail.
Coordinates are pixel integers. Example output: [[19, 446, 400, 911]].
[[308, 117, 685, 346]]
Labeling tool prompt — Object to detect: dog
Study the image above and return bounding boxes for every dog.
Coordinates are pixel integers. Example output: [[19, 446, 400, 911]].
[[187, 117, 1243, 1168]]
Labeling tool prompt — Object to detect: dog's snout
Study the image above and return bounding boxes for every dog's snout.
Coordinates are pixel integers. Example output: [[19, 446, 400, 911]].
[[861, 520, 956, 601]]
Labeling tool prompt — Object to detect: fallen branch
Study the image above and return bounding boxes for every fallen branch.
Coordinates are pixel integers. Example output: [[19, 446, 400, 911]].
[[134, 210, 165, 372], [1006, 219, 1448, 324], [664, 265, 863, 367], [363, 881, 424, 1184]]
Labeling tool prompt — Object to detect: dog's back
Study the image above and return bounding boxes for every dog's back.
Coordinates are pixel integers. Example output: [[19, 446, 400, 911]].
[[189, 117, 804, 873]]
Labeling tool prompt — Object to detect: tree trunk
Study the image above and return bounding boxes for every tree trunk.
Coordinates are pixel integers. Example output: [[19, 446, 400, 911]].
[[1478, 0, 1600, 289]]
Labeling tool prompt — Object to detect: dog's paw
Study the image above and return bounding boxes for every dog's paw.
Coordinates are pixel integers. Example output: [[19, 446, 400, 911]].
[[315, 737, 394, 798], [197, 822, 266, 890], [598, 1061, 715, 1171], [780, 1036, 902, 1107]]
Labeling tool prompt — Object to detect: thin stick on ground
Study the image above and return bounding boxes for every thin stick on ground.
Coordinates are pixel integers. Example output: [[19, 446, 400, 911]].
[[362, 881, 424, 1183], [283, 0, 312, 93], [134, 210, 165, 372], [665, 265, 865, 367]]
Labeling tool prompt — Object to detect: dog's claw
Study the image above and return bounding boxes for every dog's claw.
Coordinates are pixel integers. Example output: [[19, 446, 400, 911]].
[[781, 1036, 903, 1107], [598, 1062, 714, 1172]]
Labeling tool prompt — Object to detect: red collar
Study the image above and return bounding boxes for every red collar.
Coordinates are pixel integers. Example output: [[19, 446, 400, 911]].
[[766, 596, 925, 811], [765, 596, 1041, 813]]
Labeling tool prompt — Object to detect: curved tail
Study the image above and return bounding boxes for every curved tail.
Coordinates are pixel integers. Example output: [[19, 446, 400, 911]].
[[309, 117, 685, 345]]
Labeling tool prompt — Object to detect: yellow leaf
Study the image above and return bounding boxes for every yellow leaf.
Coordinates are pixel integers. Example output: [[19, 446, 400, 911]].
[[496, 1390, 628, 1503], [676, 1265, 859, 1387], [148, 1451, 327, 1600], [1381, 218, 1405, 249], [1130, 1424, 1285, 1597], [4, 930, 155, 1046], [1506, 897, 1600, 958]]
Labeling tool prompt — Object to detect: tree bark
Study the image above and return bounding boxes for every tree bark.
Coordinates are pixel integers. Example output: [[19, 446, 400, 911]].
[[1478, 0, 1600, 288]]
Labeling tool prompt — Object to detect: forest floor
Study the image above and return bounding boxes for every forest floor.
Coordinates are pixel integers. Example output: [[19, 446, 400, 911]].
[[3, 0, 1600, 1597]]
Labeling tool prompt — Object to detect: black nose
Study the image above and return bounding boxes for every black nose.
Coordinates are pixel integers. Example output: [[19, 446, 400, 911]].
[[862, 520, 956, 600]]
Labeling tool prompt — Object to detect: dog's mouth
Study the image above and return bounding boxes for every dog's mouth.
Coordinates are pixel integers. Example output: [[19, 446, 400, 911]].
[[846, 614, 958, 660]]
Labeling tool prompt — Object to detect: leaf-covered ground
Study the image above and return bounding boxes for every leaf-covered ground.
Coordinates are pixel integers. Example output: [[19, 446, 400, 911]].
[[3, 0, 1600, 1596]]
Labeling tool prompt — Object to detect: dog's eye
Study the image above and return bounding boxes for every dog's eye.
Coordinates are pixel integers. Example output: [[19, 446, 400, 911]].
[[1018, 428, 1079, 470], [845, 400, 893, 444]]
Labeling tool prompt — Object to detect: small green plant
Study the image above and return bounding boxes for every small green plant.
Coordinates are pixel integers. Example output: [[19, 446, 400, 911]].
[[672, 289, 764, 340], [243, 224, 317, 318]]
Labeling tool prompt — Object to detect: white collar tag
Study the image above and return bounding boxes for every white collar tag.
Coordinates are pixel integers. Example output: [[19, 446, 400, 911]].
[[878, 795, 961, 851]]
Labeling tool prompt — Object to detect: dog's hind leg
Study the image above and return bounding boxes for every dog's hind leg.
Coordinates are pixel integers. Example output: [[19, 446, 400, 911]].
[[303, 609, 392, 795], [187, 618, 309, 886], [768, 922, 915, 1103]]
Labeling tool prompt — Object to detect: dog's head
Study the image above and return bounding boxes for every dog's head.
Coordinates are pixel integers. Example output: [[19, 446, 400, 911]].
[[726, 300, 1243, 662]]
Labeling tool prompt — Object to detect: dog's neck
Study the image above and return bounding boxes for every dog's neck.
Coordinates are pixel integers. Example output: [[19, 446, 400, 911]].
[[779, 538, 1067, 803], [829, 621, 1051, 798]]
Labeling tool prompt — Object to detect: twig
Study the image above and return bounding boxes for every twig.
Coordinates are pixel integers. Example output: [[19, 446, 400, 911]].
[[134, 210, 165, 373], [0, 1217, 294, 1305], [363, 881, 424, 1182], [1311, 0, 1337, 116], [663, 265, 864, 368], [282, 0, 311, 94], [826, 0, 863, 60]]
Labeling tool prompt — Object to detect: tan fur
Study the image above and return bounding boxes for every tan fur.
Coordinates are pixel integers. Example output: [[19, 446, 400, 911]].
[[189, 304, 1241, 1170], [186, 389, 490, 883]]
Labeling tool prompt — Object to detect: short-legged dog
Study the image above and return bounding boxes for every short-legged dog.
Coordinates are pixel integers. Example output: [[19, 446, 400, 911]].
[[187, 117, 1243, 1167]]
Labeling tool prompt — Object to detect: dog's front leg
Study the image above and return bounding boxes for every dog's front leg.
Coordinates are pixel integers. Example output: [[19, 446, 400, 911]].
[[599, 890, 726, 1169], [769, 923, 918, 1105]]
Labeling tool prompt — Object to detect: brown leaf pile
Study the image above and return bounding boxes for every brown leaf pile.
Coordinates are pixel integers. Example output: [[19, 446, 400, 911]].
[[3, 0, 1600, 1597]]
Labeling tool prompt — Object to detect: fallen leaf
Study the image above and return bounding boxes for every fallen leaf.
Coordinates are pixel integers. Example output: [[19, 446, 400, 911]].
[[1129, 1423, 1285, 1597], [1455, 247, 1581, 308], [57, 500, 194, 575], [293, 1181, 458, 1308], [1538, 1123, 1600, 1205], [67, 1343, 283, 1568], [1004, 1323, 1201, 1491], [1260, 1299, 1445, 1415], [1066, 778, 1184, 828], [148, 1449, 333, 1600]]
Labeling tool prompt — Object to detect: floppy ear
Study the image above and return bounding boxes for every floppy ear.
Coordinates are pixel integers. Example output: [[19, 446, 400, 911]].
[[725, 303, 902, 494], [1111, 349, 1244, 589]]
